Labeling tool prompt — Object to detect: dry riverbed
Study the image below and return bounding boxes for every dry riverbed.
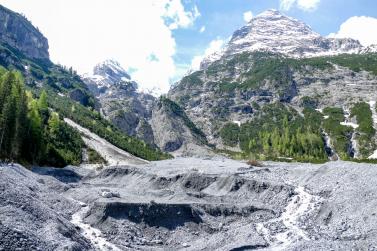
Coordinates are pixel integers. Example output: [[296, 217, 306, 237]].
[[1, 158, 377, 250]]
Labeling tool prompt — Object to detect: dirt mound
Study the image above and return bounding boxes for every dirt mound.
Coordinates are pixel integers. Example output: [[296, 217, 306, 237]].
[[0, 164, 93, 251]]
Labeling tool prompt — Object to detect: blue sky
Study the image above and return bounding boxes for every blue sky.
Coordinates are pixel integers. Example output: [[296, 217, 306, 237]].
[[2, 0, 377, 94]]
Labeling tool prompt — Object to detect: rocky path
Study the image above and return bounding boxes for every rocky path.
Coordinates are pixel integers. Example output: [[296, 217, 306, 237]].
[[64, 118, 147, 166], [256, 186, 323, 250]]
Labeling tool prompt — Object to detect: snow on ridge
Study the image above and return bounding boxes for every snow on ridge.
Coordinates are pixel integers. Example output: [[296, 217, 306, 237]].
[[200, 9, 366, 69]]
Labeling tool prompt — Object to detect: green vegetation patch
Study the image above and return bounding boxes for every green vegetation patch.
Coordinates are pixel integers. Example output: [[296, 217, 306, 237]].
[[220, 103, 327, 162], [322, 107, 352, 159], [87, 148, 107, 164], [220, 123, 240, 147], [0, 69, 83, 166], [330, 53, 377, 75], [351, 102, 376, 157]]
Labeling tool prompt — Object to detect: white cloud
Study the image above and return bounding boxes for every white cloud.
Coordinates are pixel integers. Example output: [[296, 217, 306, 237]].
[[199, 26, 206, 33], [243, 11, 253, 22], [163, 0, 200, 30], [280, 0, 296, 11], [280, 0, 320, 12], [1, 0, 200, 95], [191, 39, 225, 70], [328, 16, 377, 46]]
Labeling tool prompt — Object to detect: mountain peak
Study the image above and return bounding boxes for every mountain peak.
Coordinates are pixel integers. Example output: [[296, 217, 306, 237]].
[[93, 59, 131, 81], [200, 10, 364, 69], [256, 9, 282, 18], [83, 59, 138, 97]]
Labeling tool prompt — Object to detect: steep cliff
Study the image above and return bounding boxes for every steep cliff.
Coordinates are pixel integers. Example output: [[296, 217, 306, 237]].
[[0, 5, 49, 60]]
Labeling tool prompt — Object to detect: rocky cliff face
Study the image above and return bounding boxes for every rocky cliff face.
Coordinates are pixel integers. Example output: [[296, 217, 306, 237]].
[[83, 60, 156, 145], [84, 60, 210, 156], [0, 5, 49, 60]]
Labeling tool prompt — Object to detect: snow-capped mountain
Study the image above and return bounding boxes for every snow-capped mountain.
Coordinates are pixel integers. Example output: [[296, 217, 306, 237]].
[[201, 9, 365, 69], [83, 60, 138, 97], [93, 59, 131, 83], [361, 44, 377, 54]]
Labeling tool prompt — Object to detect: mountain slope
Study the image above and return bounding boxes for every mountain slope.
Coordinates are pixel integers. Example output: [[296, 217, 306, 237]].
[[83, 60, 212, 156], [0, 4, 170, 163], [170, 10, 377, 161]]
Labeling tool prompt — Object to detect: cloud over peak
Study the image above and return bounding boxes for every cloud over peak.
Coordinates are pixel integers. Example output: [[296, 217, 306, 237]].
[[243, 11, 253, 22], [328, 16, 377, 47], [280, 0, 320, 12]]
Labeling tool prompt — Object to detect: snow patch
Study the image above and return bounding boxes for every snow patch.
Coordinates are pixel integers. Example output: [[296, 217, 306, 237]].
[[340, 121, 359, 129], [233, 120, 241, 127]]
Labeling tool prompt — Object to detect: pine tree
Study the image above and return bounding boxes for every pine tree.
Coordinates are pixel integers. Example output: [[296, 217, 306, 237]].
[[38, 90, 49, 124], [0, 72, 17, 158], [48, 112, 60, 135], [28, 100, 44, 163], [10, 77, 28, 159]]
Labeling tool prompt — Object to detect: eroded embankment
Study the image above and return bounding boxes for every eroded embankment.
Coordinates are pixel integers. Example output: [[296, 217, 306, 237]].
[[68, 164, 300, 250]]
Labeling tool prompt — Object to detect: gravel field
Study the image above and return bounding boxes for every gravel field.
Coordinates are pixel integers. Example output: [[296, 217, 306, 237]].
[[1, 158, 377, 250]]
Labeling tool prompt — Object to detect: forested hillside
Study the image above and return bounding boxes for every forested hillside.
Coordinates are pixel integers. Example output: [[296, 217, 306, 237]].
[[0, 68, 83, 166]]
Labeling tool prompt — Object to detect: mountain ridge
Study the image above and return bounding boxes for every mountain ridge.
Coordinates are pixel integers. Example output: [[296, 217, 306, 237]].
[[200, 9, 372, 69]]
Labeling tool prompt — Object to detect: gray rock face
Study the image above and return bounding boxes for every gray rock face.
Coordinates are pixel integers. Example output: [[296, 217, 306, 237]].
[[83, 60, 156, 146], [0, 5, 49, 60], [150, 99, 212, 156], [69, 88, 91, 106], [84, 60, 209, 155]]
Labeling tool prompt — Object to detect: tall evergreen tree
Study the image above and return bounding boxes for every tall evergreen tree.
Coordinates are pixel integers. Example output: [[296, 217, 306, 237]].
[[38, 90, 49, 124]]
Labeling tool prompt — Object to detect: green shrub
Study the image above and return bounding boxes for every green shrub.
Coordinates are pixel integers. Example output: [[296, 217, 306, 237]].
[[220, 123, 240, 147]]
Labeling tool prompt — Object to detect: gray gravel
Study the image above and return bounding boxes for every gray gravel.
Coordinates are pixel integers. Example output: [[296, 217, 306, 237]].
[[1, 158, 377, 250]]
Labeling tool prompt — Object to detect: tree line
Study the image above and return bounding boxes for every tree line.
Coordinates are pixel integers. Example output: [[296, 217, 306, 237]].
[[220, 103, 328, 162]]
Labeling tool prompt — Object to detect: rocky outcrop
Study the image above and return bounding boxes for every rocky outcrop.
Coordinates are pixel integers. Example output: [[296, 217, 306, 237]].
[[84, 60, 210, 156], [83, 60, 156, 146], [0, 5, 49, 60], [150, 97, 212, 156]]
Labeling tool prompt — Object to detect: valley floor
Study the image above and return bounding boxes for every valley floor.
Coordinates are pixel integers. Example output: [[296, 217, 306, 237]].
[[1, 158, 377, 250]]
